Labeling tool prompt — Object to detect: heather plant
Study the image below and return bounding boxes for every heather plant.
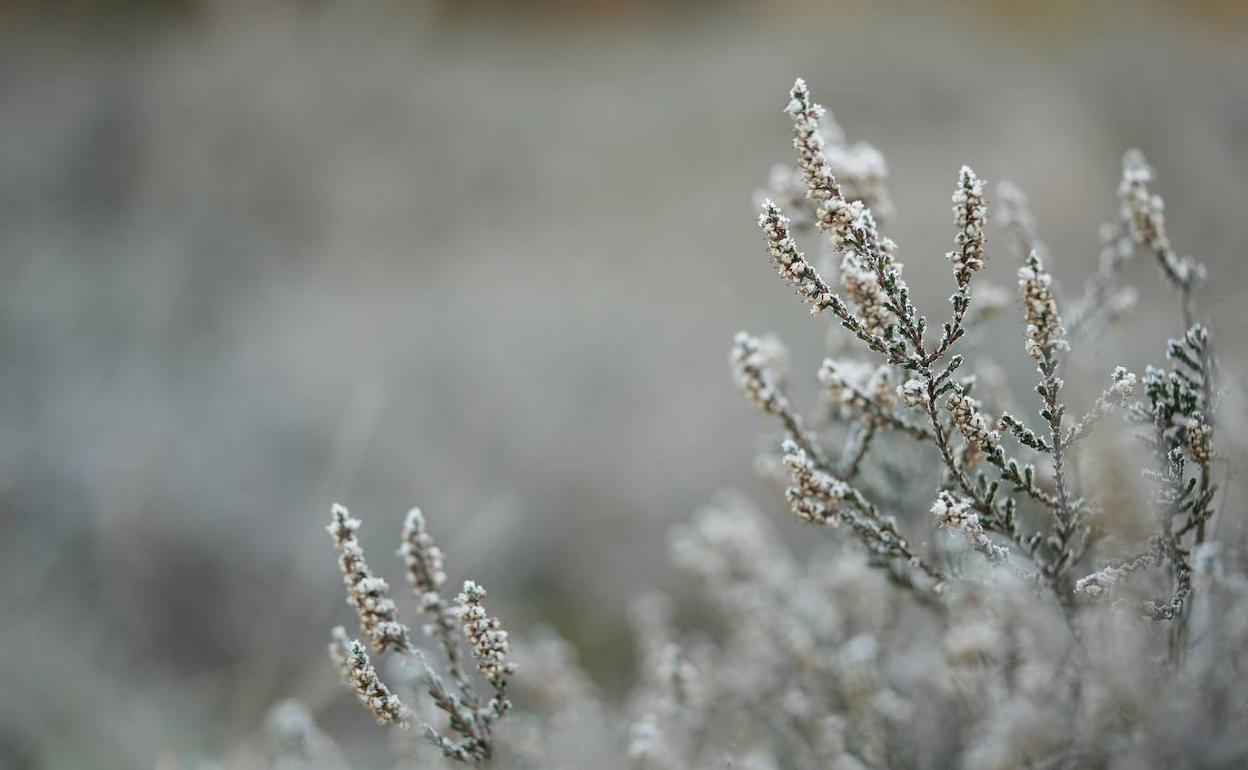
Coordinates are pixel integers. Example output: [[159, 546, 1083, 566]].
[[744, 79, 1223, 624], [326, 504, 516, 762], [264, 78, 1245, 770]]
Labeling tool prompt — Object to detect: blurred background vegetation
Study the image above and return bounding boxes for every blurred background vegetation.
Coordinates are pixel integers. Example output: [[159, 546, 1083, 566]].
[[1, 1, 1246, 767]]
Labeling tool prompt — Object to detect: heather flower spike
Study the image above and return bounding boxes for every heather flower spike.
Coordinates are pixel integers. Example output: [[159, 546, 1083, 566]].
[[328, 503, 413, 653], [326, 504, 515, 763]]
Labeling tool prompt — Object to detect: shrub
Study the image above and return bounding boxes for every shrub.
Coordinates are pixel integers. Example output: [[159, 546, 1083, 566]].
[[287, 78, 1244, 770]]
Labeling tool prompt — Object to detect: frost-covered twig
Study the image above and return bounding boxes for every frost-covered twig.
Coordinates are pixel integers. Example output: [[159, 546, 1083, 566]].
[[457, 581, 516, 720], [336, 636, 409, 725], [400, 507, 473, 698], [1118, 149, 1205, 326], [932, 491, 1009, 565]]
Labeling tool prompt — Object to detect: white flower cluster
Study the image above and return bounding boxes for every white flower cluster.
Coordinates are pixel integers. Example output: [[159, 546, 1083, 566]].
[[1017, 253, 1069, 361], [786, 78, 844, 224], [324, 504, 518, 759], [327, 504, 412, 653], [1107, 366, 1138, 406], [399, 507, 447, 613], [947, 392, 1000, 454], [1118, 150, 1164, 242], [457, 581, 517, 689], [818, 358, 892, 424], [731, 332, 791, 416], [759, 201, 836, 314], [774, 79, 891, 217], [1187, 422, 1214, 467], [897, 378, 929, 409], [931, 492, 1008, 564], [839, 256, 893, 339], [787, 78, 902, 317], [1119, 149, 1205, 289], [781, 439, 851, 526], [948, 165, 987, 274], [330, 631, 408, 725]]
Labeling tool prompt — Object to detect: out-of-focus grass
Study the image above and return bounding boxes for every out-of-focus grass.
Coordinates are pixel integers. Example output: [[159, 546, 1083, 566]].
[[0, 2, 1245, 766]]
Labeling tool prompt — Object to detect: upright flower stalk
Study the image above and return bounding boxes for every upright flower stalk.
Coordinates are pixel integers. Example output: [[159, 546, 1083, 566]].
[[326, 504, 515, 764]]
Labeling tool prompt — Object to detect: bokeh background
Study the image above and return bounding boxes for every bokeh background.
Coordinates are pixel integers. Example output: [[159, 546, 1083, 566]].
[[1, 1, 1246, 767]]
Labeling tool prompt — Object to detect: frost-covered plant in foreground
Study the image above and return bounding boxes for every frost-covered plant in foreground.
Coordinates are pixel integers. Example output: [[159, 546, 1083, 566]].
[[326, 505, 516, 762], [252, 78, 1245, 770]]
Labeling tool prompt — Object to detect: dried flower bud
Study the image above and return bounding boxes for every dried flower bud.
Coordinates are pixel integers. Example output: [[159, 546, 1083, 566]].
[[328, 504, 412, 653], [948, 165, 987, 275], [1017, 251, 1069, 360], [839, 257, 892, 339], [457, 581, 517, 702], [931, 491, 1008, 564], [399, 507, 447, 612], [781, 439, 851, 525], [338, 637, 408, 725], [1187, 423, 1214, 466], [897, 378, 929, 409], [947, 392, 1000, 454], [760, 201, 837, 314], [1119, 149, 1205, 290], [819, 358, 892, 425], [731, 332, 791, 416]]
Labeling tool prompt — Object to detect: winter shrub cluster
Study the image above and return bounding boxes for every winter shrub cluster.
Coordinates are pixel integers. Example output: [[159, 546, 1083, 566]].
[[226, 79, 1245, 770]]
